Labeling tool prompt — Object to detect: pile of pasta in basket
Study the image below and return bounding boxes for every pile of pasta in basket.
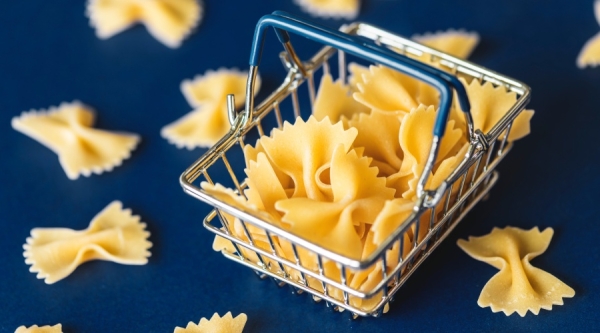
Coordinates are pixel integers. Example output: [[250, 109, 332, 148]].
[[204, 44, 534, 311]]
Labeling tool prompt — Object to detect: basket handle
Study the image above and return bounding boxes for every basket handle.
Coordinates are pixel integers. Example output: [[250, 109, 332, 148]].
[[242, 11, 473, 204]]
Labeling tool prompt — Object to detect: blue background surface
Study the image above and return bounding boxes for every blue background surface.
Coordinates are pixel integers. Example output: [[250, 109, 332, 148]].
[[1, 0, 599, 332]]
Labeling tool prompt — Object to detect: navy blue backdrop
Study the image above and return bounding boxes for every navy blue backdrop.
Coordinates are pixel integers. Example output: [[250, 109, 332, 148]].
[[1, 1, 599, 332]]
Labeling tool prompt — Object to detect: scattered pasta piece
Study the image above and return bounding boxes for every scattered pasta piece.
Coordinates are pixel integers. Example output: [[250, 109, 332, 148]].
[[86, 0, 202, 48], [162, 68, 259, 149], [413, 29, 480, 59], [294, 0, 360, 20], [11, 101, 140, 180], [23, 201, 152, 284], [180, 68, 259, 109], [174, 312, 247, 333], [578, 31, 600, 68], [312, 73, 369, 123], [577, 1, 600, 68], [457, 226, 575, 316], [460, 78, 534, 142], [15, 325, 62, 333]]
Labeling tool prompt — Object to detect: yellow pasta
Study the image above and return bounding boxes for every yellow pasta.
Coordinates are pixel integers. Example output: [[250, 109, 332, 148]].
[[23, 201, 152, 284], [86, 0, 202, 48], [275, 145, 395, 260], [347, 62, 370, 91], [202, 182, 285, 268], [353, 65, 439, 114], [577, 1, 600, 68], [162, 68, 259, 149], [312, 73, 369, 123], [346, 110, 404, 177], [11, 101, 140, 180], [413, 29, 480, 59], [294, 0, 360, 20], [174, 312, 247, 333], [460, 78, 534, 142], [578, 32, 600, 68], [388, 105, 463, 200], [457, 227, 575, 316], [181, 68, 259, 109], [255, 116, 358, 200], [15, 325, 62, 333], [332, 199, 413, 311]]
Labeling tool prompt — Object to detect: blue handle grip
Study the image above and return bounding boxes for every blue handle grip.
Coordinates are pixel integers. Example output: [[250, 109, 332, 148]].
[[249, 11, 471, 137]]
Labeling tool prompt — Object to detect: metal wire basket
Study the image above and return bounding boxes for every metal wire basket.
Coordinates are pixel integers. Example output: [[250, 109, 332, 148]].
[[180, 11, 531, 318]]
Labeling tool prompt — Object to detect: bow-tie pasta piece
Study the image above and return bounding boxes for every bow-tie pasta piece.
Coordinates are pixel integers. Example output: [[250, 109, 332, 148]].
[[256, 116, 357, 200], [181, 68, 260, 108], [346, 110, 404, 177], [87, 0, 202, 48], [347, 62, 370, 91], [388, 104, 463, 200], [413, 29, 480, 59], [11, 101, 140, 180], [244, 152, 292, 220], [275, 145, 395, 260], [294, 0, 360, 20], [174, 312, 247, 333], [577, 0, 600, 68], [460, 78, 534, 142], [202, 182, 286, 268], [15, 325, 62, 333], [577, 32, 600, 68], [312, 73, 369, 123], [23, 201, 152, 284], [457, 226, 575, 316], [336, 200, 413, 311], [162, 68, 260, 149], [353, 65, 439, 114]]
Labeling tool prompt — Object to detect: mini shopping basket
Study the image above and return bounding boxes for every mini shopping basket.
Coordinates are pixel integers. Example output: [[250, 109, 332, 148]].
[[180, 11, 531, 318]]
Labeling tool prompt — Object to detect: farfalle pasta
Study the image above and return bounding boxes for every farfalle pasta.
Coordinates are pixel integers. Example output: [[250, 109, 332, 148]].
[[577, 0, 600, 68], [86, 0, 202, 48], [162, 68, 260, 149], [203, 182, 287, 269], [275, 145, 395, 260], [294, 0, 360, 20], [174, 312, 247, 333], [24, 201, 152, 284], [346, 110, 404, 177], [11, 101, 140, 180], [213, 117, 395, 260], [353, 65, 439, 113], [312, 73, 369, 123], [388, 104, 464, 200], [253, 116, 358, 201], [413, 29, 480, 59], [460, 77, 534, 142], [15, 325, 62, 333], [457, 227, 575, 316]]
